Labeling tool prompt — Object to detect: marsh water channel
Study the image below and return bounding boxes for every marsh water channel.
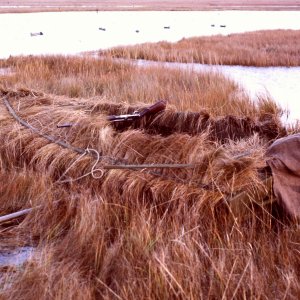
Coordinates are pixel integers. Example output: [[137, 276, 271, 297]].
[[0, 247, 34, 267], [133, 60, 300, 124]]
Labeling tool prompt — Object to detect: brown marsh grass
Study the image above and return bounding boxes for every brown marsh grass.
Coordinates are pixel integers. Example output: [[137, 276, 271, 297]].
[[0, 55, 282, 116], [103, 29, 300, 67], [0, 55, 299, 299]]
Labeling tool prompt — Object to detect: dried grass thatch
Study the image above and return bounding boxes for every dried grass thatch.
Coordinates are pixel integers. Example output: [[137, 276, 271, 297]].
[[72, 96, 286, 142], [0, 89, 297, 300]]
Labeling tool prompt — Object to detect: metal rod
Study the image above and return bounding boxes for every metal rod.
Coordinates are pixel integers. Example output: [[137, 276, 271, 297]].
[[0, 208, 33, 223], [103, 163, 196, 170]]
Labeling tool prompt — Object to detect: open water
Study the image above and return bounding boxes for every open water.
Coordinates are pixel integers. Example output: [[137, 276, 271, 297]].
[[1, 10, 300, 58], [0, 10, 300, 122]]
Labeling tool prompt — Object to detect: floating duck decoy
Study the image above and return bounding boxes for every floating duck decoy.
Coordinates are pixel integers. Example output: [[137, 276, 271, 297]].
[[30, 32, 43, 37]]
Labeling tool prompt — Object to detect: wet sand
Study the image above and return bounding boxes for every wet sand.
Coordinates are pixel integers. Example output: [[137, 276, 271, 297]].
[[0, 0, 300, 13]]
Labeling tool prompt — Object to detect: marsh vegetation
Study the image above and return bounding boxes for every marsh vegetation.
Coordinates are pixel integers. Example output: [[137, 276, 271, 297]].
[[103, 29, 300, 67], [0, 49, 299, 299]]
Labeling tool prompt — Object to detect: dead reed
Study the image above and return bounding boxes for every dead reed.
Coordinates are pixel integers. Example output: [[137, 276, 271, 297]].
[[102, 29, 300, 67], [1, 55, 282, 117], [0, 54, 299, 299]]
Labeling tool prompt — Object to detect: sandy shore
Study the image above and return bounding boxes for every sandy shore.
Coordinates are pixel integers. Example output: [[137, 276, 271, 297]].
[[0, 0, 300, 12]]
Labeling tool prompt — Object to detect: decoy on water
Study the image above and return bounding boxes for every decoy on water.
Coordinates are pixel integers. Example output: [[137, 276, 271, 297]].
[[30, 32, 43, 37]]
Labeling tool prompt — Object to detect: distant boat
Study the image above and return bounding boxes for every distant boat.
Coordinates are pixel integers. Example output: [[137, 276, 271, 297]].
[[135, 30, 140, 33], [164, 26, 170, 29], [211, 24, 215, 27], [99, 27, 106, 31], [220, 25, 226, 28], [30, 32, 43, 37]]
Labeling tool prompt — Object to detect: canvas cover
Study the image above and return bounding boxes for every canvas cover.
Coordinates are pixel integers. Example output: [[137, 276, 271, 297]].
[[266, 133, 300, 218]]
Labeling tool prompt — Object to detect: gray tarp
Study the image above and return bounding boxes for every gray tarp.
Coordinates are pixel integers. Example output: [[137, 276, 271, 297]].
[[266, 133, 300, 218]]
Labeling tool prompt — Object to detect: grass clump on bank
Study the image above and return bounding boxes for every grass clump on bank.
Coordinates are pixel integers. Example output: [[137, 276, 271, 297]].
[[102, 29, 300, 67], [0, 55, 281, 116], [0, 55, 299, 299]]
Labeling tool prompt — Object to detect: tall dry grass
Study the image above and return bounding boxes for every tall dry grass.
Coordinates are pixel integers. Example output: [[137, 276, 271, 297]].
[[102, 29, 300, 67], [0, 55, 299, 299], [0, 89, 298, 300], [1, 55, 283, 117]]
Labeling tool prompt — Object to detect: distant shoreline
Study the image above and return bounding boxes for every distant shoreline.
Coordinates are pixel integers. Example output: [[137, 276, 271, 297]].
[[1, 1, 300, 13]]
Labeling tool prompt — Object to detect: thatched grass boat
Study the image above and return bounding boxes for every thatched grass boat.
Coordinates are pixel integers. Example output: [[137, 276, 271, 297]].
[[0, 88, 297, 299]]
